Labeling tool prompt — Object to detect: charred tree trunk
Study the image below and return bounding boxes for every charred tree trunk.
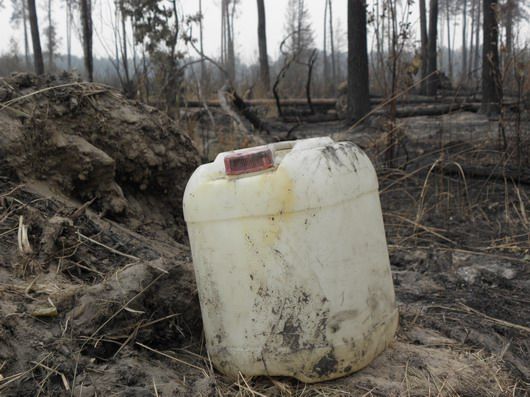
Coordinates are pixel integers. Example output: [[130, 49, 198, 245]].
[[446, 0, 453, 82], [22, 0, 30, 69], [221, 0, 236, 83], [347, 0, 370, 121], [473, 0, 481, 79], [199, 0, 206, 85], [481, 0, 501, 115], [323, 0, 329, 88], [461, 0, 467, 82], [504, 0, 514, 90], [228, 1, 236, 82], [468, 0, 475, 78], [27, 0, 44, 75], [328, 0, 337, 92], [119, 0, 133, 97], [505, 0, 513, 57], [80, 0, 94, 81], [142, 48, 150, 103], [256, 0, 270, 93], [120, 3, 129, 83], [426, 0, 439, 96], [66, 0, 72, 70], [306, 49, 317, 114], [419, 0, 428, 94], [47, 0, 54, 71]]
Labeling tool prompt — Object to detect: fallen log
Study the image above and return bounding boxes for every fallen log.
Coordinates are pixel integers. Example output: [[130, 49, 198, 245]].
[[437, 163, 530, 185], [391, 103, 481, 117], [185, 97, 516, 110], [280, 113, 339, 123]]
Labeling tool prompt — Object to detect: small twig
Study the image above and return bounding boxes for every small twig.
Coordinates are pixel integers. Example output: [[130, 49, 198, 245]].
[[77, 231, 139, 261], [136, 342, 208, 374], [153, 377, 159, 397], [70, 198, 96, 220], [238, 372, 268, 397], [0, 184, 25, 199], [0, 82, 110, 111], [0, 353, 52, 391], [32, 361, 70, 391], [386, 212, 456, 245], [458, 303, 530, 333]]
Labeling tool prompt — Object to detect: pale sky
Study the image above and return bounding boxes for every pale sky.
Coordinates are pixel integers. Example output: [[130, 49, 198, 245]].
[[0, 0, 349, 64], [0, 1, 528, 65]]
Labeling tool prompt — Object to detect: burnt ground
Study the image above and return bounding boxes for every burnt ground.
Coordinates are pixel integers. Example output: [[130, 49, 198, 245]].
[[0, 79, 529, 397]]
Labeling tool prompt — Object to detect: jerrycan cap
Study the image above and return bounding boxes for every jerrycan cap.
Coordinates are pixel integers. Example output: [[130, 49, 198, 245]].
[[222, 138, 334, 177], [224, 147, 274, 176]]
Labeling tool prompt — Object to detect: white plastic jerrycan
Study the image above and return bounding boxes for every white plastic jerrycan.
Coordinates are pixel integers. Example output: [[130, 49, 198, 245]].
[[183, 137, 398, 383]]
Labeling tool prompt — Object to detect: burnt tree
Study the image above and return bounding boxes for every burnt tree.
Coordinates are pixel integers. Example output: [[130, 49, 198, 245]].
[[11, 0, 31, 69], [461, 0, 467, 81], [347, 0, 370, 121], [426, 0, 438, 96], [419, 0, 428, 94], [473, 0, 481, 78], [328, 0, 337, 90], [504, 0, 514, 57], [66, 0, 72, 70], [80, 0, 93, 81], [481, 0, 501, 114], [257, 0, 270, 92], [27, 0, 44, 75]]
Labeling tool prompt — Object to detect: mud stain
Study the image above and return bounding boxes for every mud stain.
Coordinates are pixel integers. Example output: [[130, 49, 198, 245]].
[[320, 142, 362, 174], [313, 351, 338, 377], [280, 316, 303, 350]]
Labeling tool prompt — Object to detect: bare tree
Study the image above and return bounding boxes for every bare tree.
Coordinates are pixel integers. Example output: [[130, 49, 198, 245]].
[[281, 0, 314, 96], [323, 0, 329, 84], [199, 0, 205, 83], [65, 0, 73, 70], [284, 0, 313, 54], [468, 0, 475, 78], [461, 0, 467, 81], [328, 0, 337, 90], [45, 0, 58, 71], [444, 0, 453, 81], [11, 0, 30, 69], [473, 0, 481, 79], [118, 0, 134, 96], [256, 0, 270, 93], [80, 0, 93, 81], [347, 0, 370, 120], [419, 0, 428, 93], [504, 0, 514, 58], [426, 0, 438, 96], [28, 0, 44, 75], [221, 0, 237, 82], [481, 0, 501, 114]]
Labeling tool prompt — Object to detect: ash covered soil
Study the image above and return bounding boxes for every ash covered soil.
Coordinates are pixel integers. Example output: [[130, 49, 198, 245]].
[[0, 74, 528, 396]]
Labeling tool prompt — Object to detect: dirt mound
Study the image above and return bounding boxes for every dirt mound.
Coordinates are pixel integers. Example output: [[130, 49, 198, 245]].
[[0, 73, 203, 395], [0, 178, 201, 396], [0, 72, 200, 242]]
